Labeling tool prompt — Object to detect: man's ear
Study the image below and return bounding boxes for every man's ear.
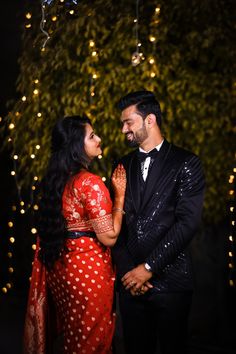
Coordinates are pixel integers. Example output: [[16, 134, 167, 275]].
[[146, 113, 156, 126]]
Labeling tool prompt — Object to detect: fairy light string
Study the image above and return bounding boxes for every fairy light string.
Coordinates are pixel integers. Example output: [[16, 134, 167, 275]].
[[1, 0, 79, 295], [131, 0, 145, 67], [148, 4, 160, 80], [228, 164, 236, 288]]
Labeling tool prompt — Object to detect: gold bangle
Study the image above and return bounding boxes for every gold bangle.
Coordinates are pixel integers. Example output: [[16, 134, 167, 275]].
[[113, 208, 125, 215]]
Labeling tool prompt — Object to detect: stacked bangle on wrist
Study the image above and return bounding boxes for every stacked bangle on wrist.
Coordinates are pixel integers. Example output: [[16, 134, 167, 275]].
[[112, 208, 125, 215]]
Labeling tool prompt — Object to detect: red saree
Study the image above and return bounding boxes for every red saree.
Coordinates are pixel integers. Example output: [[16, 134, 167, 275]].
[[24, 171, 116, 354]]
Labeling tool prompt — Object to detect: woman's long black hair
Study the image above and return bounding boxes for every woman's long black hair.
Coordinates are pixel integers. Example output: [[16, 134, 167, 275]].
[[37, 115, 91, 269]]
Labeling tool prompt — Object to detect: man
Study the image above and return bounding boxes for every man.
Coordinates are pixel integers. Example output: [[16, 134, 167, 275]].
[[112, 90, 205, 354]]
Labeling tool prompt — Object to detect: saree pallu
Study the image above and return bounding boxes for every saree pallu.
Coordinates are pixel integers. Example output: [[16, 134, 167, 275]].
[[23, 242, 58, 354]]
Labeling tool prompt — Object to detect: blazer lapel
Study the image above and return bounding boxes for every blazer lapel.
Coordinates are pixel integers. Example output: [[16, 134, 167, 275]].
[[140, 139, 172, 212], [127, 152, 142, 213]]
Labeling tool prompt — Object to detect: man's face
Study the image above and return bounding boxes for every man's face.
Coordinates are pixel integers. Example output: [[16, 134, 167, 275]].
[[120, 105, 148, 147]]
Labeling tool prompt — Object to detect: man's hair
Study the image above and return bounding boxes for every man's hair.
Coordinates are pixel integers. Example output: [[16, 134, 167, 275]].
[[117, 90, 162, 128]]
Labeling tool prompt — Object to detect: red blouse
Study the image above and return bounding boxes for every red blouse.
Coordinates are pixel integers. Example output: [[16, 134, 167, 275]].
[[63, 171, 113, 234]]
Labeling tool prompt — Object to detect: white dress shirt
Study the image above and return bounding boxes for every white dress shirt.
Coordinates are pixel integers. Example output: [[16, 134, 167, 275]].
[[139, 140, 164, 181]]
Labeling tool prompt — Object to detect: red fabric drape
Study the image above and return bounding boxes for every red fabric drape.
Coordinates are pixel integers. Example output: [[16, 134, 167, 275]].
[[23, 242, 49, 354]]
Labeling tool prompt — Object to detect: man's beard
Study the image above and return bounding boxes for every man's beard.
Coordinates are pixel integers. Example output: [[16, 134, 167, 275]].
[[125, 123, 148, 148]]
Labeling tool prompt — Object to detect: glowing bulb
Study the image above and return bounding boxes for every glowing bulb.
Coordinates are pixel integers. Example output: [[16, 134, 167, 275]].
[[230, 207, 234, 212], [8, 267, 14, 273], [13, 155, 18, 160], [150, 72, 156, 78], [92, 51, 97, 57], [25, 12, 32, 19], [32, 186, 36, 190], [149, 35, 156, 42], [155, 7, 160, 13], [36, 144, 41, 149], [22, 96, 27, 101], [89, 40, 95, 47], [9, 237, 15, 243], [20, 209, 25, 214], [33, 204, 39, 211], [6, 283, 12, 289], [33, 89, 39, 95], [102, 177, 106, 182], [20, 201, 24, 206], [131, 52, 142, 66], [25, 24, 32, 29], [69, 10, 74, 15], [8, 222, 13, 228], [229, 252, 233, 257], [229, 176, 234, 183], [31, 154, 35, 159], [2, 287, 7, 293], [229, 235, 233, 242], [9, 123, 15, 130], [12, 206, 17, 211], [98, 155, 102, 159], [11, 171, 16, 176], [37, 113, 42, 117], [7, 252, 12, 258], [149, 58, 155, 64], [134, 18, 137, 23], [32, 244, 37, 250], [34, 79, 39, 84], [52, 16, 57, 21], [31, 228, 37, 234], [92, 73, 98, 79]]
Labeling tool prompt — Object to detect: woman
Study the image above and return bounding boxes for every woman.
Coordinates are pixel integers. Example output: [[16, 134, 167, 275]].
[[24, 116, 126, 354]]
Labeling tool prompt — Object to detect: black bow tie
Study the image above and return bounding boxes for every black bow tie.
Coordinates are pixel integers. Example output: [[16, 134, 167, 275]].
[[137, 148, 158, 162]]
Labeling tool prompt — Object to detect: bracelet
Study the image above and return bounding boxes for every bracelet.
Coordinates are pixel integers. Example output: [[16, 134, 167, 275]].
[[113, 208, 125, 215]]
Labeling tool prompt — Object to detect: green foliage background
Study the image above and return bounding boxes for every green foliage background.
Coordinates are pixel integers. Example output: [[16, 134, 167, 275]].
[[1, 0, 236, 224]]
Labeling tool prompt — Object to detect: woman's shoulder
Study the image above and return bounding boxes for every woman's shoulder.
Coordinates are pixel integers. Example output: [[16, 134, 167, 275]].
[[73, 170, 103, 186]]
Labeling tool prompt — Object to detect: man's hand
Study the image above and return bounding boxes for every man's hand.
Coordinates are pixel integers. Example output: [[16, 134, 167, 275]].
[[130, 282, 153, 296], [121, 264, 153, 294]]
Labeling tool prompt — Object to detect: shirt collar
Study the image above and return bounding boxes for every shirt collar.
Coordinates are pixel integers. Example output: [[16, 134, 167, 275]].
[[139, 139, 164, 153]]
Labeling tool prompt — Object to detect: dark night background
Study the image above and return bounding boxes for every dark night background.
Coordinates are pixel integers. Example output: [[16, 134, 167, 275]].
[[0, 1, 235, 354]]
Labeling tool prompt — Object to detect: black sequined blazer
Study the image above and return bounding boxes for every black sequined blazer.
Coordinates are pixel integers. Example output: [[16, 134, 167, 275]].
[[112, 139, 205, 293]]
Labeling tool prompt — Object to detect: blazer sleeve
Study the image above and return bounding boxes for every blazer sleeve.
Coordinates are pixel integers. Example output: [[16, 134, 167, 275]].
[[145, 154, 205, 274], [112, 221, 136, 279]]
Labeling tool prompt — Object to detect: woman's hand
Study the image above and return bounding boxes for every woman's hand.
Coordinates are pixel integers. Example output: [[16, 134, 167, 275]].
[[111, 164, 126, 197]]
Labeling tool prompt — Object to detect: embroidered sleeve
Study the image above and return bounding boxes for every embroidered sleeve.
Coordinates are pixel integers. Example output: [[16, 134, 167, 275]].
[[79, 174, 113, 234]]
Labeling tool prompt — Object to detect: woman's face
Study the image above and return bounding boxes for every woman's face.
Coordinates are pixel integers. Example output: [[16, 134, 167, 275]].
[[84, 123, 102, 160]]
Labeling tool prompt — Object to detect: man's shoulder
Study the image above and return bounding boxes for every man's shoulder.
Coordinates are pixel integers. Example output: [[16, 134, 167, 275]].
[[116, 150, 137, 168], [170, 143, 199, 161]]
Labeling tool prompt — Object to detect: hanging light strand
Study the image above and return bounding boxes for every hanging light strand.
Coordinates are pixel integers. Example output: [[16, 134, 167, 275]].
[[131, 0, 144, 67], [40, 1, 51, 49]]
